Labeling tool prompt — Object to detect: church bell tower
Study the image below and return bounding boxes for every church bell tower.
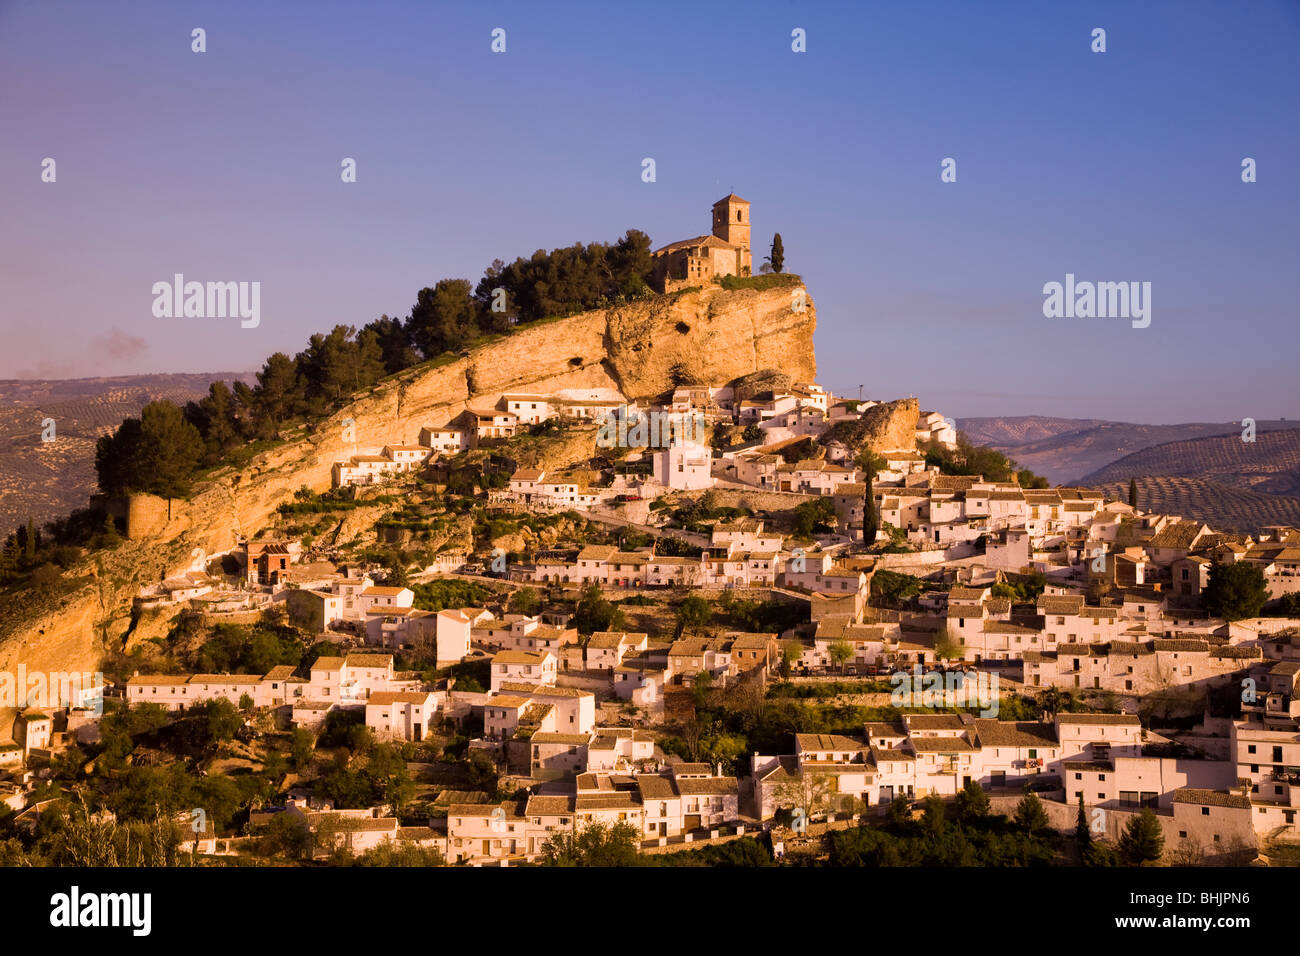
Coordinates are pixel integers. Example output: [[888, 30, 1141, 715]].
[[711, 193, 751, 275]]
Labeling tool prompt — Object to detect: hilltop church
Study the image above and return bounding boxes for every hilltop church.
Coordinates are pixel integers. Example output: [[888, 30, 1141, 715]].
[[652, 193, 753, 293]]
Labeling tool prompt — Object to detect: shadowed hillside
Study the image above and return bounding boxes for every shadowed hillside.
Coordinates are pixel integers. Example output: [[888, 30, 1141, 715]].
[[956, 418, 1296, 485], [1094, 476, 1300, 532], [1081, 428, 1300, 496]]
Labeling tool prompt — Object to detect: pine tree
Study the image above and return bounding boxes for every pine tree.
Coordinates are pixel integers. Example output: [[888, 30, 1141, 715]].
[[769, 233, 784, 274], [24, 518, 35, 561], [1076, 792, 1091, 846], [957, 779, 990, 821], [1128, 477, 1138, 509], [1118, 808, 1165, 865], [1013, 792, 1049, 834]]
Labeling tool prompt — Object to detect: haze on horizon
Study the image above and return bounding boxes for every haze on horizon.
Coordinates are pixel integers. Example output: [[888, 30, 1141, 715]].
[[2, 0, 1296, 422]]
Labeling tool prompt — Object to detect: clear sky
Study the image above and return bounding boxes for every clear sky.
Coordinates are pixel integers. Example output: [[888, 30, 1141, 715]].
[[2, 0, 1296, 422]]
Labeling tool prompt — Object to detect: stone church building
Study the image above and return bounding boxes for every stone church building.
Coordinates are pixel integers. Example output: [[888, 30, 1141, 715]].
[[652, 193, 753, 292]]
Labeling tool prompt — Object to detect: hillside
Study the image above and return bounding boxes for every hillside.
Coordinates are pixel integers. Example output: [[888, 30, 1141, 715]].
[[1081, 428, 1300, 496], [956, 418, 1296, 485], [0, 373, 254, 532], [1094, 476, 1300, 532], [0, 282, 817, 687]]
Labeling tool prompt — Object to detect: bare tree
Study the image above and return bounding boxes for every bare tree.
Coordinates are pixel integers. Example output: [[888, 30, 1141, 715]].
[[772, 770, 837, 820]]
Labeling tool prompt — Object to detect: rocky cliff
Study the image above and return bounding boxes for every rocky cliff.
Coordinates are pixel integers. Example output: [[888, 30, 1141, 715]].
[[0, 283, 817, 691]]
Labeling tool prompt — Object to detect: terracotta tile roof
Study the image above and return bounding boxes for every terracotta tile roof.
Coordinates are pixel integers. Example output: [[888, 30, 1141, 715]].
[[1172, 788, 1250, 809], [973, 720, 1058, 748], [1057, 714, 1140, 726]]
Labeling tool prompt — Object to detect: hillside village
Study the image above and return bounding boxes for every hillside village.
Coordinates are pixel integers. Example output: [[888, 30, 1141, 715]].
[[5, 197, 1300, 869]]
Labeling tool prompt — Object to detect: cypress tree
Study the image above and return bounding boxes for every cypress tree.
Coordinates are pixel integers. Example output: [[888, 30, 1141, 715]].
[[1076, 792, 1091, 845], [1128, 477, 1138, 509], [769, 233, 784, 274], [862, 468, 878, 547]]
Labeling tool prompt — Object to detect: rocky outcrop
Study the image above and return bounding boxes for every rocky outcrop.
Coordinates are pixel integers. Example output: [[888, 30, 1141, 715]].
[[2, 283, 817, 689], [824, 398, 920, 456]]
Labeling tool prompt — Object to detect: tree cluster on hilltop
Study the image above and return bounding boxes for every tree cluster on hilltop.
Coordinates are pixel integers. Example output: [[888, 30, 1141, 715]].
[[921, 434, 1049, 488], [94, 230, 657, 498]]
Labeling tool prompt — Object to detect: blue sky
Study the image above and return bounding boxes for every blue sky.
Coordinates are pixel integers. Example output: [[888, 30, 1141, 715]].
[[2, 0, 1296, 421]]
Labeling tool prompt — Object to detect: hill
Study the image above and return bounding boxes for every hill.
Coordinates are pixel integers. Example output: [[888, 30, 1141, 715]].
[[1081, 428, 1300, 496], [1094, 476, 1300, 532], [956, 416, 1112, 447], [955, 418, 1296, 485], [0, 373, 254, 532], [0, 283, 817, 689]]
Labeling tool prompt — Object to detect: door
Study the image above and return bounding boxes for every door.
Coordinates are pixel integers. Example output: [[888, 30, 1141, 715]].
[[659, 822, 667, 836], [413, 724, 422, 742], [685, 815, 701, 831], [482, 840, 490, 856]]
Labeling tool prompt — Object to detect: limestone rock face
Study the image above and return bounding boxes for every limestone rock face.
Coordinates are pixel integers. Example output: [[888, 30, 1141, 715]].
[[132, 283, 816, 560], [2, 284, 816, 688], [825, 398, 921, 456], [0, 594, 101, 739]]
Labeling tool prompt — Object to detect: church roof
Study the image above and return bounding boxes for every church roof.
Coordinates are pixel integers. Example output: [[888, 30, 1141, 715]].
[[714, 192, 749, 205], [652, 234, 739, 256]]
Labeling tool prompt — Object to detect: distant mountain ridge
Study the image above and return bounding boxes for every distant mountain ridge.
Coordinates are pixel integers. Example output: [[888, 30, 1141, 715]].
[[955, 416, 1113, 447]]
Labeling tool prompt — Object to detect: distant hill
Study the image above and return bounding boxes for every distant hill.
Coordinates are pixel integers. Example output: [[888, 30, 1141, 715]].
[[1080, 428, 1300, 496], [956, 416, 1112, 447], [955, 417, 1297, 485], [0, 373, 254, 533], [1093, 476, 1300, 533]]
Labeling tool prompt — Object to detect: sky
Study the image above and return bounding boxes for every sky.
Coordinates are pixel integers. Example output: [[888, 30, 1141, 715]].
[[1, 0, 1297, 422]]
